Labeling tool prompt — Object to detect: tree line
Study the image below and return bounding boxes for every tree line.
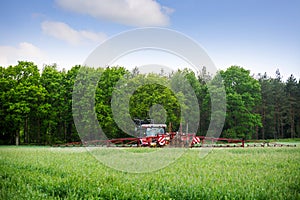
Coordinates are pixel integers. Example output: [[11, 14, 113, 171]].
[[0, 61, 299, 145]]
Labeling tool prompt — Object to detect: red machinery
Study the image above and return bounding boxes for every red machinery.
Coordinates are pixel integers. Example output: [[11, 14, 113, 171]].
[[135, 120, 195, 147], [78, 120, 196, 147], [139, 123, 168, 147], [54, 119, 296, 148]]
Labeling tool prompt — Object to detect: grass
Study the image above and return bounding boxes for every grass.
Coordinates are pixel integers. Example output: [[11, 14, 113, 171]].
[[1, 146, 300, 199], [268, 138, 300, 142]]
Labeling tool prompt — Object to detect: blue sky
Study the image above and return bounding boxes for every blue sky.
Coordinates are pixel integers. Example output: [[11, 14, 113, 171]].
[[0, 0, 299, 80]]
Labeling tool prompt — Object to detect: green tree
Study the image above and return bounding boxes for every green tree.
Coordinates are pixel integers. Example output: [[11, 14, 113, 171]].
[[221, 66, 262, 139], [285, 74, 298, 138], [130, 74, 181, 131], [40, 64, 67, 144], [95, 66, 128, 138], [197, 67, 212, 136], [64, 66, 81, 142], [0, 66, 15, 144], [272, 70, 288, 139], [3, 61, 45, 145], [258, 72, 276, 139]]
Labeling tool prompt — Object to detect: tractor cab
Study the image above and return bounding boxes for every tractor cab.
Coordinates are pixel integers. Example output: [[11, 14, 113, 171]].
[[139, 124, 167, 146], [141, 124, 167, 137], [133, 119, 168, 146], [134, 119, 167, 137]]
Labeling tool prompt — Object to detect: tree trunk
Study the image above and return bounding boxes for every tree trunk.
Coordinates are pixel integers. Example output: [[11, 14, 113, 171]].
[[273, 112, 277, 139], [24, 117, 28, 144], [68, 122, 73, 142], [15, 130, 19, 146], [280, 120, 284, 138], [291, 109, 295, 138], [262, 106, 265, 139], [37, 118, 41, 144], [256, 125, 258, 140], [64, 121, 67, 143]]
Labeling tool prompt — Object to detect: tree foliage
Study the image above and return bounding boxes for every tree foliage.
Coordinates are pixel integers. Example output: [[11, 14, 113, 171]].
[[220, 66, 262, 139], [0, 61, 299, 145]]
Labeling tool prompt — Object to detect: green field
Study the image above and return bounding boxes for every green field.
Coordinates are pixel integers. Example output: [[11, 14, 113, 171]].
[[1, 146, 300, 199]]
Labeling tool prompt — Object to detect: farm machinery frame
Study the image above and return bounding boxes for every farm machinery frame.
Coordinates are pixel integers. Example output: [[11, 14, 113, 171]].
[[55, 119, 297, 148]]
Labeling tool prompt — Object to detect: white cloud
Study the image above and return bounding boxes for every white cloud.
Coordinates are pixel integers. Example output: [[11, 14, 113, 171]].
[[0, 42, 49, 68], [41, 21, 107, 45], [55, 0, 174, 27]]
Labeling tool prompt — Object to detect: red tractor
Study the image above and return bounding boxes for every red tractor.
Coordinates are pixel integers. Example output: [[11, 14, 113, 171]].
[[138, 123, 168, 147], [134, 119, 169, 147], [134, 119, 194, 147]]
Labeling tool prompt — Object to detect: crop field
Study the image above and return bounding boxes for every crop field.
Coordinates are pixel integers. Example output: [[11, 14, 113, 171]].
[[1, 146, 300, 200]]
